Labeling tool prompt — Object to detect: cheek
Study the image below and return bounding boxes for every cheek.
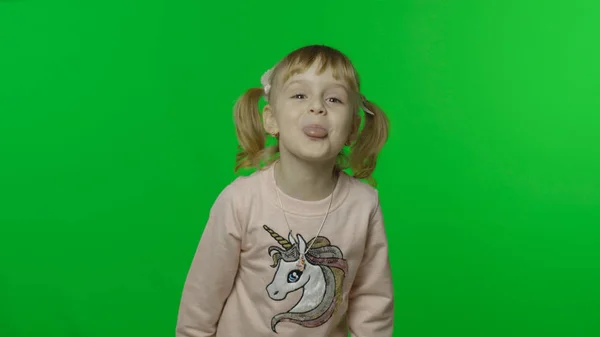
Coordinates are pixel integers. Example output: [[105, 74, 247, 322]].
[[274, 103, 302, 123], [276, 116, 299, 135], [333, 114, 354, 135], [278, 99, 306, 112]]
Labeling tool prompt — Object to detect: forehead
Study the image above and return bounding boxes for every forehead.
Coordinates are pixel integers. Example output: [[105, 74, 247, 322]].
[[281, 68, 349, 93], [275, 56, 359, 92], [284, 75, 348, 90]]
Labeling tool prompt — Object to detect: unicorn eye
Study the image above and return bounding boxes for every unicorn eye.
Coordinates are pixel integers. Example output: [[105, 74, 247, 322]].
[[287, 270, 303, 283]]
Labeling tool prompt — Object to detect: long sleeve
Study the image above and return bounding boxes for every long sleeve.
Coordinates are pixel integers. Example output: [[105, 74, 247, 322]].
[[176, 186, 242, 337], [347, 200, 394, 337]]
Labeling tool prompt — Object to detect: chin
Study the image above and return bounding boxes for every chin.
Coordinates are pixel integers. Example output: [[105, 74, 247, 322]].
[[280, 137, 343, 163], [295, 147, 340, 163]]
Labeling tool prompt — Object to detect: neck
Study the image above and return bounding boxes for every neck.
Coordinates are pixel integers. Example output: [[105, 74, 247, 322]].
[[274, 152, 338, 201]]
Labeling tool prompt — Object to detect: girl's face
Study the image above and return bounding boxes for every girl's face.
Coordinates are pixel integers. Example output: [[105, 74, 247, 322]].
[[263, 63, 358, 164]]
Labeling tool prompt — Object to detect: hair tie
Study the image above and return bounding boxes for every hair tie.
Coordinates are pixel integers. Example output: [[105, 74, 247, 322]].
[[360, 95, 375, 116], [261, 68, 274, 102]]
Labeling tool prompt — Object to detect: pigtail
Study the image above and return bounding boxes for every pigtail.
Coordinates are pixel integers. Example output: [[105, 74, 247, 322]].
[[349, 99, 390, 187], [233, 87, 268, 172]]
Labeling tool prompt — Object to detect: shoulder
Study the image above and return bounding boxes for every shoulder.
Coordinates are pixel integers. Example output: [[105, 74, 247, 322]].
[[209, 169, 265, 218], [214, 171, 260, 202], [341, 172, 381, 215]]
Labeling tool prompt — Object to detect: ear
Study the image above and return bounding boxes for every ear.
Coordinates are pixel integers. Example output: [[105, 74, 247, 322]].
[[296, 234, 307, 253], [262, 104, 279, 136], [288, 232, 296, 245]]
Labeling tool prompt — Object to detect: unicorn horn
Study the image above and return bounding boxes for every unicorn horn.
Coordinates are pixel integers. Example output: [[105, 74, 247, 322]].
[[263, 225, 292, 249]]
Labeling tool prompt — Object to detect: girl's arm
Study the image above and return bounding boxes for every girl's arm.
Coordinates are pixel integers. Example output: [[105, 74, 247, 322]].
[[176, 186, 242, 337], [347, 199, 395, 337]]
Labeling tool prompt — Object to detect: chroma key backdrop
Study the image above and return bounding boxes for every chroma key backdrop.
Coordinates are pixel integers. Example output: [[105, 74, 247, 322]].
[[1, 1, 599, 337]]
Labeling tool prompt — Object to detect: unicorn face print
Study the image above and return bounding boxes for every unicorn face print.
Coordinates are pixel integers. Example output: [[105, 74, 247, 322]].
[[266, 233, 324, 306], [263, 225, 349, 333]]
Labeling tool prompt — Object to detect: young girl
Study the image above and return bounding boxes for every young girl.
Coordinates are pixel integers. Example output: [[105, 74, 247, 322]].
[[176, 45, 394, 337]]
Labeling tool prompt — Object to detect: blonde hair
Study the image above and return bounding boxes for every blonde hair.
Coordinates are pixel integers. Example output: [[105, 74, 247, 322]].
[[233, 45, 390, 186]]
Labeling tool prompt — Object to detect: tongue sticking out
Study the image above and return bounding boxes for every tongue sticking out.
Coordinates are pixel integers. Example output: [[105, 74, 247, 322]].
[[303, 126, 328, 138]]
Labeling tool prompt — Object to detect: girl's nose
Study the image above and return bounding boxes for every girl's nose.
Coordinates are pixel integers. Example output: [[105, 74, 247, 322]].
[[309, 105, 326, 114]]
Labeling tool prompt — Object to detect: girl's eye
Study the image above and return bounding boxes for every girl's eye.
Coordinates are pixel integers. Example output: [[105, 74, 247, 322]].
[[291, 94, 343, 103]]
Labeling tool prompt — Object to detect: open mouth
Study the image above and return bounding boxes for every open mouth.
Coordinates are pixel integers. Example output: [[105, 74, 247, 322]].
[[303, 125, 328, 140]]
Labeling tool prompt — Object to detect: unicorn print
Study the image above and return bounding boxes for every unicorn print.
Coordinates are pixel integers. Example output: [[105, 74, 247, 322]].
[[263, 225, 348, 333]]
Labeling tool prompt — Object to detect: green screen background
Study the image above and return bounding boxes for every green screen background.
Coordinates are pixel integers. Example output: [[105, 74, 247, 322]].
[[1, 1, 599, 336]]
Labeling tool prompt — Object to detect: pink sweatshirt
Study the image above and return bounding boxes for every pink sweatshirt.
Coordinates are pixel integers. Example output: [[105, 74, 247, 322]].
[[176, 163, 394, 337]]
